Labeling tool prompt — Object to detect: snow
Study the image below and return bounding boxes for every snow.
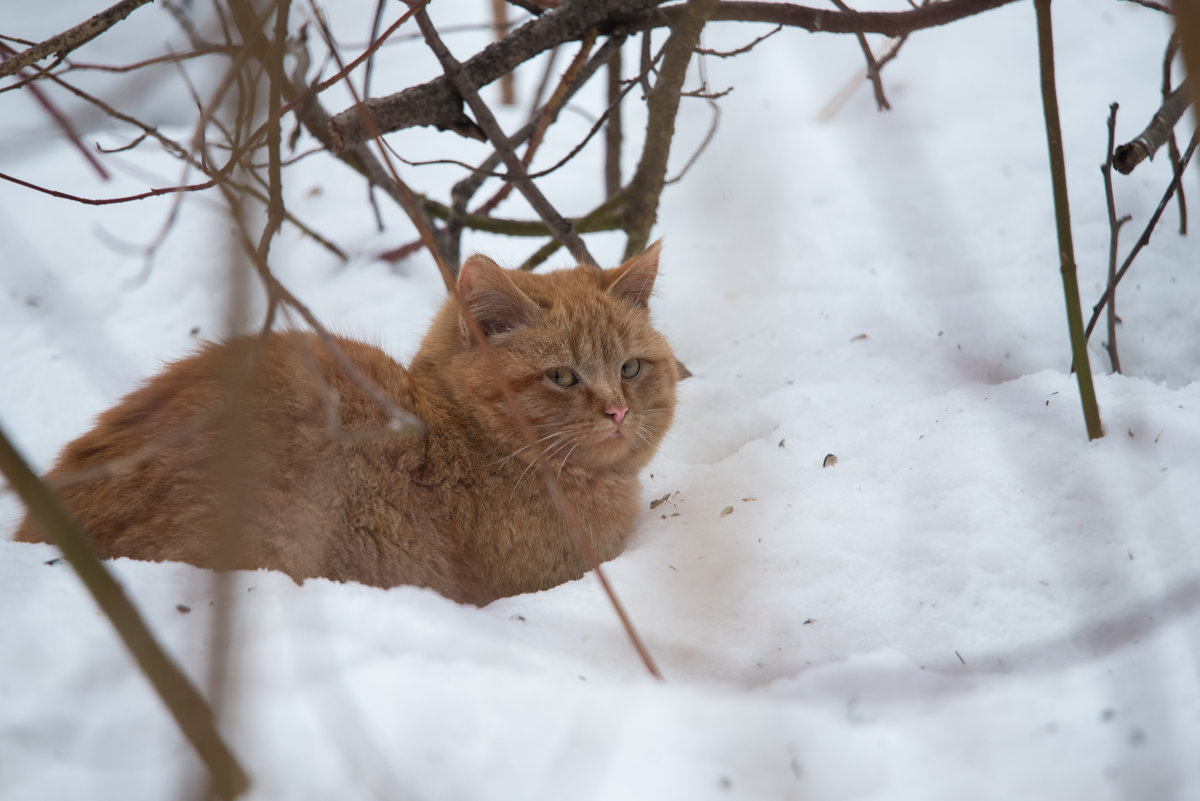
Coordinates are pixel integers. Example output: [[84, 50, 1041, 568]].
[[2, 1, 1198, 799]]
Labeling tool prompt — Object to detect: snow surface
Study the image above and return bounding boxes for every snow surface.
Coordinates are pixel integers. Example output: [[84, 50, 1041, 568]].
[[2, 1, 1198, 799]]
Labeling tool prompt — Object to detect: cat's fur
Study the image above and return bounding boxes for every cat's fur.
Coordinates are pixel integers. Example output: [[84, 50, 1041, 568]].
[[14, 244, 677, 605]]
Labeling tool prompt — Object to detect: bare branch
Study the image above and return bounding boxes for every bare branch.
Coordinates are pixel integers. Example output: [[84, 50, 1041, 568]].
[[1100, 103, 1130, 373], [828, 0, 890, 110], [327, 0, 660, 150], [623, 0, 719, 257], [0, 0, 156, 79], [1084, 127, 1200, 345], [0, 170, 215, 204], [627, 0, 1024, 37], [694, 23, 782, 56], [1121, 0, 1172, 13], [325, 0, 1022, 150], [0, 43, 110, 178], [1162, 32, 1187, 233], [415, 7, 596, 266], [1113, 80, 1192, 174]]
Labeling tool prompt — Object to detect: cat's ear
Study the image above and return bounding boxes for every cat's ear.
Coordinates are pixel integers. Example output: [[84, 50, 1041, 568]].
[[457, 254, 541, 339], [605, 239, 662, 310]]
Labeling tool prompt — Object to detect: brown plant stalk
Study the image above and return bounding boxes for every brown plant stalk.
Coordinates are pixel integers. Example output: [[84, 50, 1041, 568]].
[[1034, 0, 1103, 440], [0, 429, 250, 800]]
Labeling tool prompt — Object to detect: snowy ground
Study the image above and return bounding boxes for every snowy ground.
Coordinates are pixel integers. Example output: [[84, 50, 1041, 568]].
[[2, 1, 1198, 799]]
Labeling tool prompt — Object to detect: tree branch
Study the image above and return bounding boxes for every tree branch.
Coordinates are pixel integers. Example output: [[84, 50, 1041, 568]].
[[326, 0, 1021, 150], [623, 0, 718, 257], [415, 7, 595, 265], [622, 0, 1023, 37], [828, 0, 890, 110], [327, 0, 660, 150], [1100, 102, 1129, 373], [1084, 128, 1199, 346], [0, 0, 156, 79], [1113, 80, 1192, 174]]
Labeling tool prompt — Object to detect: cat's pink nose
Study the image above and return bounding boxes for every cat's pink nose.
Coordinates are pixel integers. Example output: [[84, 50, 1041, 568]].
[[606, 405, 628, 425]]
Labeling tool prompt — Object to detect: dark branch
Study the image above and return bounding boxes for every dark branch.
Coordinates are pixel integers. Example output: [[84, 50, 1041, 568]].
[[1100, 103, 1128, 374], [327, 0, 661, 150], [414, 7, 595, 265], [327, 0, 1021, 150], [623, 0, 718, 257], [0, 0, 155, 78], [1085, 128, 1200, 345], [626, 0, 1024, 37], [1113, 80, 1193, 174]]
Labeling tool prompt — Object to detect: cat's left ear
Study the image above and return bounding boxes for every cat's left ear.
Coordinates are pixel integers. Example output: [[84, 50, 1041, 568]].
[[458, 254, 541, 339], [605, 239, 662, 311]]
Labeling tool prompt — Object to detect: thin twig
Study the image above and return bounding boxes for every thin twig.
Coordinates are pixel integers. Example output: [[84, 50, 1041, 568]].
[[1120, 0, 1172, 13], [623, 0, 719, 257], [1100, 103, 1129, 374], [380, 34, 627, 269], [1162, 33, 1187, 233], [471, 30, 598, 220], [829, 0, 890, 110], [0, 170, 215, 204], [307, 2, 451, 286], [0, 43, 109, 178], [414, 7, 596, 266], [0, 0, 156, 78], [632, 0, 1024, 37], [666, 46, 722, 185], [1084, 128, 1200, 345], [694, 23, 782, 56]]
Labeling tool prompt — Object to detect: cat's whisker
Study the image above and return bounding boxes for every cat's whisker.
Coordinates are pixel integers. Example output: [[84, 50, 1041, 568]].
[[488, 430, 563, 469], [509, 455, 544, 502], [556, 443, 580, 480], [509, 433, 576, 500]]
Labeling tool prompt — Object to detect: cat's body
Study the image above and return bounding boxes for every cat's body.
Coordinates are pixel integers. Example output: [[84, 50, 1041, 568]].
[[14, 245, 677, 605]]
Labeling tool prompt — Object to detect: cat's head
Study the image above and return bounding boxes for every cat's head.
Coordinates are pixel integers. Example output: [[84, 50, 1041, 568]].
[[448, 242, 677, 474]]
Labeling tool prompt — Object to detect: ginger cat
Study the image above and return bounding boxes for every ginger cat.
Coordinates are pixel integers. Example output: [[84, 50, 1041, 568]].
[[14, 244, 678, 605]]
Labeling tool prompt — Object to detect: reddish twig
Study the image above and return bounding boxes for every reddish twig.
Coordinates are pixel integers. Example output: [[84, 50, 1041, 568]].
[[473, 30, 598, 219], [0, 42, 109, 178], [414, 6, 596, 266], [0, 170, 214, 204]]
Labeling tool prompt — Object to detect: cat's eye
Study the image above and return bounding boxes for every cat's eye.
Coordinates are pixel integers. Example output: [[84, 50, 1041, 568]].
[[546, 367, 579, 387], [620, 358, 642, 379]]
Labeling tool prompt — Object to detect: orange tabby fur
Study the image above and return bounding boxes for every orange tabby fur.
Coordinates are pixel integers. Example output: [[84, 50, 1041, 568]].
[[13, 245, 677, 605]]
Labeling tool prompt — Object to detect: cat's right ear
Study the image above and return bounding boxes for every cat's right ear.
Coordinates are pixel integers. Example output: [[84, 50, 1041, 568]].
[[605, 239, 662, 310], [457, 255, 540, 341]]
